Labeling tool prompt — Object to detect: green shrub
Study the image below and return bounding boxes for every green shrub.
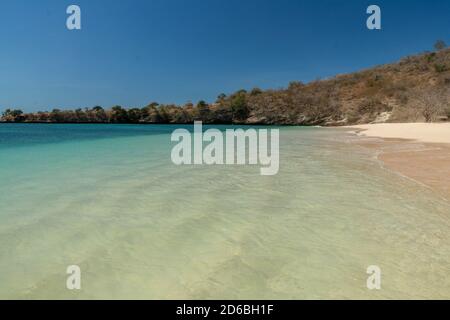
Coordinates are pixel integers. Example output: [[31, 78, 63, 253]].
[[230, 94, 249, 121], [250, 88, 263, 96], [434, 40, 447, 51], [434, 64, 448, 73], [426, 52, 436, 63]]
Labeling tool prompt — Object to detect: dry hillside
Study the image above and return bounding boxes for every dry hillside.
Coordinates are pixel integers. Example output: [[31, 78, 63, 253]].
[[2, 48, 450, 126], [242, 48, 450, 125]]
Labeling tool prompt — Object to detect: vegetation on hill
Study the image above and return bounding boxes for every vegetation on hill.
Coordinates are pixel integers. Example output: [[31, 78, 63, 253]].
[[2, 44, 450, 126]]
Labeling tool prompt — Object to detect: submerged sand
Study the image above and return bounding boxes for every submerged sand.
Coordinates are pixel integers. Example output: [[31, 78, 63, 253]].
[[346, 123, 450, 199], [2, 125, 450, 299]]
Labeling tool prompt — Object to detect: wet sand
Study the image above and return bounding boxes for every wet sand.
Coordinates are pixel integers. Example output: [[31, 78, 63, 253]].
[[346, 123, 450, 200]]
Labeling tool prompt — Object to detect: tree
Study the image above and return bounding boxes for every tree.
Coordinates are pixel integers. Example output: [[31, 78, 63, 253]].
[[92, 106, 104, 112], [434, 40, 447, 51], [1, 109, 25, 122], [146, 102, 159, 109], [110, 106, 129, 123], [74, 108, 88, 122], [196, 100, 208, 109], [195, 100, 211, 122], [127, 108, 142, 123], [184, 102, 194, 108], [216, 93, 227, 102], [12, 109, 23, 118], [288, 81, 304, 91], [417, 90, 446, 122], [157, 105, 173, 123], [50, 109, 64, 122], [230, 93, 249, 122], [250, 88, 263, 96]]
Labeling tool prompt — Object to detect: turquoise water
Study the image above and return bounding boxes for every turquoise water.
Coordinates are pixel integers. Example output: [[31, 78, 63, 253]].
[[0, 124, 449, 299]]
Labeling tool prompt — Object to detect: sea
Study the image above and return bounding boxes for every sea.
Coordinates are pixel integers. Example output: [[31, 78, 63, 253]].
[[0, 124, 449, 299]]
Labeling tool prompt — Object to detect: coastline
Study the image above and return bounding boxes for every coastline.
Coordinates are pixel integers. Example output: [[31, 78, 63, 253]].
[[345, 123, 450, 200], [347, 123, 450, 144]]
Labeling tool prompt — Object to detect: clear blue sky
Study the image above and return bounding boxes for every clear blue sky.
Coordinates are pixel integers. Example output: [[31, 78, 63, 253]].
[[1, 0, 449, 111]]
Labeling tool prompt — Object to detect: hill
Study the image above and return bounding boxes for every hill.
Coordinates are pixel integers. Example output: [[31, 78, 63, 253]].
[[2, 48, 450, 126]]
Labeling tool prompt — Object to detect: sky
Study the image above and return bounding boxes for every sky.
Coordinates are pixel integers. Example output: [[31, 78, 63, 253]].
[[0, 0, 449, 112]]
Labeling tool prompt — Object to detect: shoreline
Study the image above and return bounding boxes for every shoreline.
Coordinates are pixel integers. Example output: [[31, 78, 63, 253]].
[[346, 123, 450, 144], [345, 123, 450, 200]]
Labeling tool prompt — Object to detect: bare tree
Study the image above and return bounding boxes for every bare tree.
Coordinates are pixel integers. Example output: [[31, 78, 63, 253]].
[[416, 88, 449, 122], [434, 40, 447, 51]]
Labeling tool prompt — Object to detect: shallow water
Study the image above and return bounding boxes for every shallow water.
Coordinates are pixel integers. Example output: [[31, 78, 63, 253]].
[[0, 124, 449, 299]]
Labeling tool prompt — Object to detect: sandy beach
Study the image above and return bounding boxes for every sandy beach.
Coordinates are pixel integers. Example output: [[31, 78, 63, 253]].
[[347, 123, 450, 199], [349, 123, 450, 144]]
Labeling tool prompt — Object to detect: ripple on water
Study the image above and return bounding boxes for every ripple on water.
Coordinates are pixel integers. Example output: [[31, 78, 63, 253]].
[[0, 125, 449, 299]]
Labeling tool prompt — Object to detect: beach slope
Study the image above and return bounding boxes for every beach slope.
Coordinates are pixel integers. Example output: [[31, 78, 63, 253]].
[[349, 123, 450, 144], [347, 123, 450, 199]]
